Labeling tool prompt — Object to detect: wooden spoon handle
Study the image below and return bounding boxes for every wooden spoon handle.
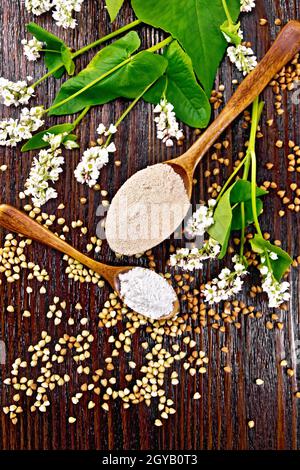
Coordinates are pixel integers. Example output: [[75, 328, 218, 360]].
[[184, 20, 300, 170], [0, 204, 105, 274]]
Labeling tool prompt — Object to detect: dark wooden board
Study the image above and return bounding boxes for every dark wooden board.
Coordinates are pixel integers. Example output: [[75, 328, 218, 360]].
[[0, 0, 299, 451]]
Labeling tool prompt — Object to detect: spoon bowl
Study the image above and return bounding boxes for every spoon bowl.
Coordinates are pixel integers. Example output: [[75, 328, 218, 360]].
[[0, 204, 180, 320]]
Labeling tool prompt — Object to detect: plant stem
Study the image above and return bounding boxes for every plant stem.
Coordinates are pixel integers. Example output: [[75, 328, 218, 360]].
[[32, 65, 62, 88], [32, 19, 142, 89], [72, 19, 142, 59], [105, 81, 157, 147], [42, 49, 61, 54], [216, 153, 248, 203], [72, 105, 91, 128], [222, 0, 233, 25], [46, 36, 172, 115]]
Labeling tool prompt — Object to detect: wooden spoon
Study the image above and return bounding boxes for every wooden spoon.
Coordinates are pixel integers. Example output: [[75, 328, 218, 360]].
[[0, 204, 180, 320], [166, 20, 300, 197], [107, 21, 300, 257]]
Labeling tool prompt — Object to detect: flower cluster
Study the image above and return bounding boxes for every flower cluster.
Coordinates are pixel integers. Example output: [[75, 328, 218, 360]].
[[24, 132, 75, 207], [0, 77, 34, 107], [25, 0, 84, 29], [0, 106, 44, 147], [154, 99, 183, 147], [259, 252, 290, 308], [52, 0, 84, 29], [74, 123, 117, 187], [170, 238, 221, 271], [185, 199, 216, 238], [25, 0, 52, 16], [227, 44, 257, 75], [240, 0, 256, 13], [202, 255, 248, 304], [22, 37, 44, 62]]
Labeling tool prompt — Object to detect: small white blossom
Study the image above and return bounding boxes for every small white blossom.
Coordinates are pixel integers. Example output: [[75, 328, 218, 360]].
[[185, 199, 216, 238], [25, 0, 52, 15], [260, 268, 290, 308], [170, 238, 221, 272], [96, 123, 106, 135], [154, 99, 183, 147], [0, 77, 35, 107], [52, 0, 84, 29], [24, 132, 65, 207], [63, 139, 79, 150], [240, 0, 255, 13], [75, 144, 115, 188], [227, 44, 257, 75], [202, 255, 248, 304], [22, 37, 44, 62], [269, 251, 278, 261], [0, 106, 44, 147]]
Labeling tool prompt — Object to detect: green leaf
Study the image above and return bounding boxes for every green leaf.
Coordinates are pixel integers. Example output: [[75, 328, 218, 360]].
[[27, 22, 65, 78], [144, 41, 211, 128], [49, 32, 168, 115], [131, 0, 240, 95], [208, 187, 232, 259], [250, 235, 292, 281], [230, 180, 268, 204], [231, 198, 263, 231], [61, 45, 75, 76], [21, 124, 74, 152], [105, 0, 125, 21]]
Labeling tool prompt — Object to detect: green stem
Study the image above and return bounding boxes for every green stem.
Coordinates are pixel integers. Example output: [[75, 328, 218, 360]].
[[46, 36, 172, 115], [32, 65, 62, 88], [216, 153, 248, 203], [105, 81, 156, 148], [222, 0, 234, 25], [42, 49, 61, 54], [32, 19, 142, 89], [72, 19, 142, 59], [72, 105, 91, 128]]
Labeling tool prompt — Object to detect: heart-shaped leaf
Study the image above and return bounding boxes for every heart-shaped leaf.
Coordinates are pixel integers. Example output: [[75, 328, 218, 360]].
[[49, 32, 168, 115], [208, 187, 232, 259], [131, 0, 240, 94], [144, 41, 211, 128], [250, 235, 292, 281]]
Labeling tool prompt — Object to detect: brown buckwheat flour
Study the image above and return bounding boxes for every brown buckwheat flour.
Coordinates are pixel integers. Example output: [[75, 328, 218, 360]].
[[105, 164, 190, 255]]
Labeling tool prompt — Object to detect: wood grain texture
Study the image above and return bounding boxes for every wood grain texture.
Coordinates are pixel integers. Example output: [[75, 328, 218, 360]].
[[0, 0, 299, 451]]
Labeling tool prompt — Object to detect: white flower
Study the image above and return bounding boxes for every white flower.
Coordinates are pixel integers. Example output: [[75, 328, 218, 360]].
[[185, 199, 216, 238], [63, 139, 79, 150], [154, 98, 183, 147], [75, 143, 116, 188], [269, 251, 278, 261], [0, 106, 44, 147], [0, 77, 35, 107], [202, 255, 247, 304], [169, 238, 221, 272], [240, 0, 255, 13], [52, 0, 84, 29], [25, 0, 52, 15], [227, 44, 257, 75], [24, 132, 65, 207], [22, 37, 44, 62], [260, 267, 290, 308], [97, 123, 106, 135]]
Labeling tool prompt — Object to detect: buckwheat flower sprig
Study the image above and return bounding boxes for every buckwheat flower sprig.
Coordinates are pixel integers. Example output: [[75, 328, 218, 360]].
[[221, 0, 257, 76], [0, 106, 44, 147], [24, 132, 75, 207], [22, 37, 44, 62], [0, 77, 35, 107], [74, 123, 116, 188], [25, 0, 52, 16], [25, 0, 85, 29], [260, 268, 290, 308], [202, 255, 248, 304], [170, 238, 221, 272], [185, 199, 216, 238], [240, 0, 256, 13], [154, 98, 183, 147]]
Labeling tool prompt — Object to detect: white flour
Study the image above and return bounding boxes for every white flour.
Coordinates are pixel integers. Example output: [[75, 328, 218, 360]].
[[119, 267, 177, 319]]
